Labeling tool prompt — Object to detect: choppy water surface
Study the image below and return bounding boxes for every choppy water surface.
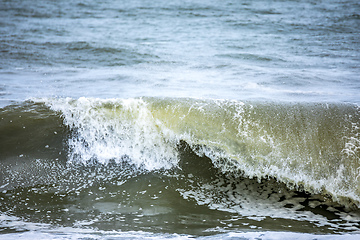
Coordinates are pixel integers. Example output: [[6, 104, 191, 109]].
[[1, 0, 360, 239], [1, 0, 359, 104]]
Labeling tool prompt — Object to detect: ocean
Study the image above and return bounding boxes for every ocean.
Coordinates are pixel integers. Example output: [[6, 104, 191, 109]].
[[0, 0, 360, 239]]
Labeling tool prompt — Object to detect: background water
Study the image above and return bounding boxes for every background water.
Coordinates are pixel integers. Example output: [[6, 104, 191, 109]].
[[1, 0, 359, 105], [1, 0, 360, 239]]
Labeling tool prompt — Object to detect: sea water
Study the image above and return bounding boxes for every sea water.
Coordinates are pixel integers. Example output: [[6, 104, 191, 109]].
[[1, 0, 360, 239]]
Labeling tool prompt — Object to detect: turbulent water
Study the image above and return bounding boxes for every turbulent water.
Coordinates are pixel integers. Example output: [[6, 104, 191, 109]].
[[1, 0, 360, 239]]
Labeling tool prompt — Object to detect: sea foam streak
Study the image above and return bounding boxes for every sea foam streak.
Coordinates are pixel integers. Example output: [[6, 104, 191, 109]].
[[44, 97, 360, 208]]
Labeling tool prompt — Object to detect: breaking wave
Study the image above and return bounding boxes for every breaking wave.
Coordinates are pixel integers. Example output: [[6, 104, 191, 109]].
[[33, 97, 360, 208]]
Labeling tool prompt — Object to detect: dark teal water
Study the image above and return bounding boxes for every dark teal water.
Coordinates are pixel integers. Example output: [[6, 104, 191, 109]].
[[1, 0, 360, 239]]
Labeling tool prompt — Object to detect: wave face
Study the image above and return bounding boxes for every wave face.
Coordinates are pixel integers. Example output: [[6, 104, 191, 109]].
[[1, 97, 360, 237], [41, 97, 360, 206]]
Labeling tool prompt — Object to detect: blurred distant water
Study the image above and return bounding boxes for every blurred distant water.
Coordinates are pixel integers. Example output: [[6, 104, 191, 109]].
[[0, 0, 359, 106]]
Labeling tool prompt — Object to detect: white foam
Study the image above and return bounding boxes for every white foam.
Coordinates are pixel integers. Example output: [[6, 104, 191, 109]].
[[2, 213, 359, 240], [176, 174, 360, 232], [0, 213, 190, 240], [45, 97, 179, 171]]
